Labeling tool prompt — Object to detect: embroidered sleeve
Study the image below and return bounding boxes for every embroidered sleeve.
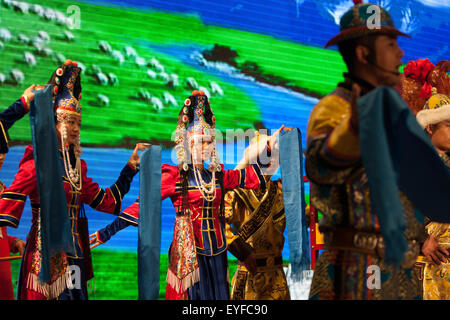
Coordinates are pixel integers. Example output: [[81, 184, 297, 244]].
[[307, 94, 360, 167], [96, 217, 133, 243], [117, 164, 179, 226], [119, 198, 139, 226], [0, 98, 29, 153], [81, 161, 138, 214], [161, 164, 178, 200], [224, 190, 254, 261], [0, 160, 36, 228], [0, 98, 29, 129], [227, 236, 254, 262], [305, 138, 357, 186], [222, 164, 265, 191], [321, 117, 360, 166]]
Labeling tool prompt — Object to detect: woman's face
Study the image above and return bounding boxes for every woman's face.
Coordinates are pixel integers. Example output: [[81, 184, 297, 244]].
[[190, 137, 213, 164], [56, 115, 81, 146], [427, 120, 450, 154]]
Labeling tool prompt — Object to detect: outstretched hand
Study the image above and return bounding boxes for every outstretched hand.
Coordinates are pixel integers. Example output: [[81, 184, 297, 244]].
[[268, 125, 284, 151], [127, 143, 151, 170], [22, 84, 46, 103], [276, 178, 282, 191], [89, 232, 102, 250], [14, 239, 26, 255], [268, 125, 296, 150], [422, 235, 449, 266]]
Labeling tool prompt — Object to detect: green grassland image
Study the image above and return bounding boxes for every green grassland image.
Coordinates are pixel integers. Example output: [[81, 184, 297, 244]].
[[0, 0, 347, 147], [10, 251, 243, 299], [1, 0, 332, 300]]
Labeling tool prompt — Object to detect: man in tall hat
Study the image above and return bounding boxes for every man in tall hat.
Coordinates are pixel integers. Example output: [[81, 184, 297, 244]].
[[0, 60, 142, 300], [413, 88, 450, 300], [306, 0, 430, 299], [90, 90, 282, 300]]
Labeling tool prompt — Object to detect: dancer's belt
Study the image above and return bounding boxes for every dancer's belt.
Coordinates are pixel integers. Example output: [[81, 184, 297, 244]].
[[255, 256, 283, 267], [326, 227, 421, 268], [238, 255, 283, 269], [327, 227, 385, 257]]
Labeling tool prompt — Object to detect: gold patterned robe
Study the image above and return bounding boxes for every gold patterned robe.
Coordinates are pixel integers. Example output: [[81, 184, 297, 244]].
[[224, 180, 290, 300], [416, 152, 450, 300], [306, 80, 426, 300]]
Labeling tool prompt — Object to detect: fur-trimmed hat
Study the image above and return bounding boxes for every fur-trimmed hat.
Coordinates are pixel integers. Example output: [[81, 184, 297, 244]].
[[416, 87, 450, 128]]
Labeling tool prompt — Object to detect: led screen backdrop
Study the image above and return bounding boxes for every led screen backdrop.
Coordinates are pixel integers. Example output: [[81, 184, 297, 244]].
[[1, 0, 449, 299]]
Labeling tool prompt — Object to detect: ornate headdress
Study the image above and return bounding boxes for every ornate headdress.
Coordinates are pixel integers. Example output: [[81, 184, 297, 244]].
[[416, 87, 450, 128], [325, 0, 409, 48], [52, 59, 83, 190], [399, 59, 450, 115], [174, 90, 220, 201]]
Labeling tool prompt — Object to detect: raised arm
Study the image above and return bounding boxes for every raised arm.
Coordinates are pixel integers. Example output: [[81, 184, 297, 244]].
[[89, 216, 133, 249], [305, 90, 361, 186], [0, 85, 45, 153], [80, 160, 138, 215], [88, 163, 179, 247]]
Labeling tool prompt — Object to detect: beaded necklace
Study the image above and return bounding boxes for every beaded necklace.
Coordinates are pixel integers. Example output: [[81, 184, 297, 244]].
[[193, 165, 216, 202], [58, 115, 82, 191]]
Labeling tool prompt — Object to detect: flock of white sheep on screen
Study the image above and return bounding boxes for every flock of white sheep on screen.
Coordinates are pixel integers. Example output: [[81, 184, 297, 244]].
[[1, 0, 225, 112]]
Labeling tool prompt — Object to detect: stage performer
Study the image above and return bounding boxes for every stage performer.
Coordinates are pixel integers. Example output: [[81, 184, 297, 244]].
[[414, 88, 450, 300], [399, 58, 450, 299], [224, 132, 290, 300], [0, 152, 25, 300], [306, 0, 450, 300], [398, 59, 450, 115], [0, 60, 143, 300], [90, 90, 282, 300], [0, 83, 47, 300]]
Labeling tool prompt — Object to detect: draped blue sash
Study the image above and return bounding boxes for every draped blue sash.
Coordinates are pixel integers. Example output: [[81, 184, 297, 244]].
[[279, 128, 310, 279], [358, 86, 450, 266], [138, 146, 162, 300], [30, 86, 74, 282]]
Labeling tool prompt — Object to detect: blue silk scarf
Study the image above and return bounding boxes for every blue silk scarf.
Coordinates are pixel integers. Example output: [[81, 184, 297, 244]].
[[358, 86, 450, 266], [30, 86, 74, 282], [279, 128, 310, 279], [138, 146, 162, 300]]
